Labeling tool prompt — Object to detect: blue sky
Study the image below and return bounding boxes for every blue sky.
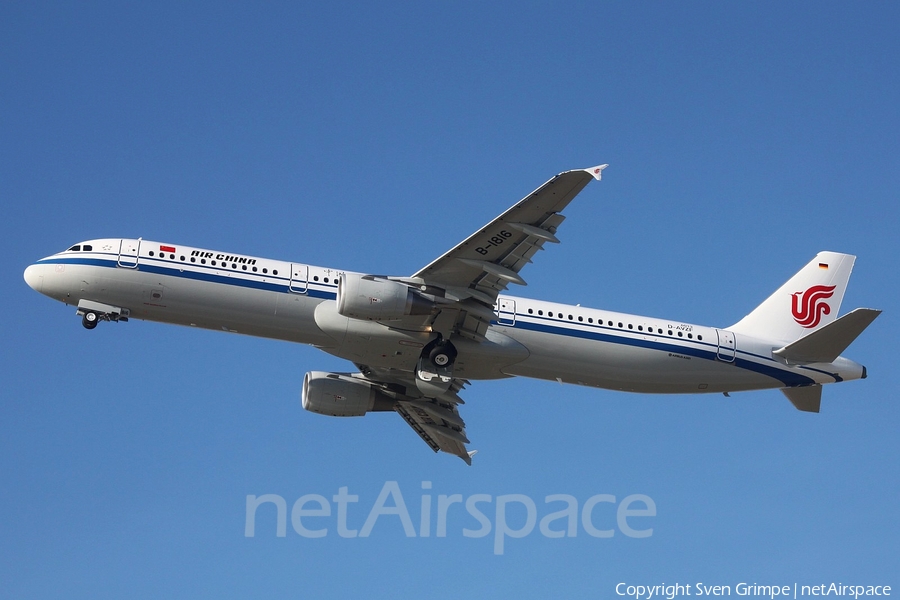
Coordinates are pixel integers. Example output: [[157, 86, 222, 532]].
[[2, 2, 898, 598]]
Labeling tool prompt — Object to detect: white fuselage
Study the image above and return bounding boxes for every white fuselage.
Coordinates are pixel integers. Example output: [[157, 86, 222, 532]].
[[24, 238, 865, 395]]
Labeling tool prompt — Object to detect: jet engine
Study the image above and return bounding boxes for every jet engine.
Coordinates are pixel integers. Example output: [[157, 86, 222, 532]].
[[336, 273, 434, 321], [301, 371, 396, 417]]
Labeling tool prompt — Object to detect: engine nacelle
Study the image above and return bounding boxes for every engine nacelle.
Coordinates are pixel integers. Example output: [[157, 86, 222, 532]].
[[301, 371, 396, 417], [337, 273, 434, 321]]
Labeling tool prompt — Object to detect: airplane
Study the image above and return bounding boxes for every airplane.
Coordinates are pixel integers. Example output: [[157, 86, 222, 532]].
[[23, 165, 881, 464]]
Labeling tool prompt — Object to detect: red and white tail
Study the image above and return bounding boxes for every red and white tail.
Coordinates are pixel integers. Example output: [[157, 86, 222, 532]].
[[729, 252, 856, 344]]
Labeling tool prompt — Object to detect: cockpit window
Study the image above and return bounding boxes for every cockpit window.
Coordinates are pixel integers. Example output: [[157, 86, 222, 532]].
[[68, 245, 81, 252], [83, 244, 92, 251]]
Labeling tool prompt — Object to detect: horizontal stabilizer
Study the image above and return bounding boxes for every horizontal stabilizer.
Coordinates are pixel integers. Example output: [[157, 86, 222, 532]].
[[782, 385, 822, 413], [773, 308, 881, 365]]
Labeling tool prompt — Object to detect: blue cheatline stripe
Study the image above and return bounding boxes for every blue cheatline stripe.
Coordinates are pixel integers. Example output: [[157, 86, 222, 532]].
[[509, 317, 817, 387], [514, 318, 719, 359], [35, 257, 338, 300], [520, 312, 721, 350], [723, 347, 839, 383], [39, 257, 115, 268], [798, 365, 841, 383], [37, 256, 828, 387]]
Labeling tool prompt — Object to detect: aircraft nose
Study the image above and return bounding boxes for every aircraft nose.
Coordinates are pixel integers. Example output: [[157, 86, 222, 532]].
[[24, 264, 44, 293]]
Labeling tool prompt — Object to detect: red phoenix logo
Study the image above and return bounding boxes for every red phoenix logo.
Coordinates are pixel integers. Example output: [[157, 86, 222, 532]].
[[791, 285, 835, 328]]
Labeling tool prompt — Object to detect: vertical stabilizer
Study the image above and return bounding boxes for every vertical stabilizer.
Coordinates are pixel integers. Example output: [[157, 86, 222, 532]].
[[729, 252, 856, 344]]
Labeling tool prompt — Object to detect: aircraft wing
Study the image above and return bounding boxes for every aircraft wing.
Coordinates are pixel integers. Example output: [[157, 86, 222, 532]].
[[411, 165, 607, 341], [394, 379, 474, 464], [354, 166, 607, 463], [356, 364, 474, 464]]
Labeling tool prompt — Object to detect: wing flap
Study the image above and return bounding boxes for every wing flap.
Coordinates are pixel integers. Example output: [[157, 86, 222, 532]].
[[394, 399, 473, 465]]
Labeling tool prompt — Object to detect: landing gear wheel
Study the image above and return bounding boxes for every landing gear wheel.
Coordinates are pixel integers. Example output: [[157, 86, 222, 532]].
[[428, 341, 457, 368], [82, 312, 99, 329]]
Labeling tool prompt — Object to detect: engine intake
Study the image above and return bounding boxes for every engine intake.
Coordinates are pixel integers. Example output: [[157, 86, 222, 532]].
[[302, 371, 396, 417], [337, 273, 434, 321]]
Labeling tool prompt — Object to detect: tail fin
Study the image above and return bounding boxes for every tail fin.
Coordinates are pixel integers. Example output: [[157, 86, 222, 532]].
[[729, 252, 856, 344]]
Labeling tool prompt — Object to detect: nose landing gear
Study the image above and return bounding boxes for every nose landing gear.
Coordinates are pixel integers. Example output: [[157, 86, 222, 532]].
[[76, 299, 130, 330], [82, 311, 99, 329]]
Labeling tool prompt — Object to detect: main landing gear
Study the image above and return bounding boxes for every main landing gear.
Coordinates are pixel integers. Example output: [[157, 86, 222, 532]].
[[428, 337, 458, 368], [416, 335, 458, 397]]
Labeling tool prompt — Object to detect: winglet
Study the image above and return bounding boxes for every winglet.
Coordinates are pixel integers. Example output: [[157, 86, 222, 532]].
[[586, 164, 609, 181]]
